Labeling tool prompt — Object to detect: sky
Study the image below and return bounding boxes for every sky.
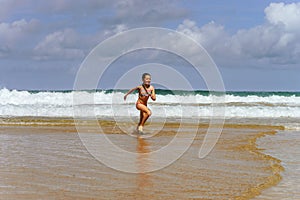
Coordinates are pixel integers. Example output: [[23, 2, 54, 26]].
[[0, 0, 300, 91]]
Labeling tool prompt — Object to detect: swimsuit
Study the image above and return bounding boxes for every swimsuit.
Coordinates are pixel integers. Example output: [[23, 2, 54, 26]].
[[140, 84, 152, 97], [136, 85, 152, 107], [136, 101, 145, 106]]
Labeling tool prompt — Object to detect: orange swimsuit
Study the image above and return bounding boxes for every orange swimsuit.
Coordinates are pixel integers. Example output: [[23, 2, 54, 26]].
[[136, 86, 152, 107]]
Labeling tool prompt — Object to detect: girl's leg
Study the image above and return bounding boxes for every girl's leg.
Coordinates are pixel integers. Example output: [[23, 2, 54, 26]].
[[138, 111, 143, 127], [140, 110, 151, 127], [136, 104, 151, 131]]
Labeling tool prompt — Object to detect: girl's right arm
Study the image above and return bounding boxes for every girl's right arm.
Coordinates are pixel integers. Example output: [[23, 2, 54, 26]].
[[124, 86, 139, 101]]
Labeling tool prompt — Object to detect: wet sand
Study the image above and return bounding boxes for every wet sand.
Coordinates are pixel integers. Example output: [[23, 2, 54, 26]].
[[0, 118, 287, 199]]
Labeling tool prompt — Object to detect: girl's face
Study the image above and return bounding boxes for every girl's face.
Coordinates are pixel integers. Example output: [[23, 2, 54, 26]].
[[143, 75, 151, 85]]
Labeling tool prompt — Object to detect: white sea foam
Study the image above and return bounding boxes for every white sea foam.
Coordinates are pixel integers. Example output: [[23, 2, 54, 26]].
[[0, 88, 300, 119]]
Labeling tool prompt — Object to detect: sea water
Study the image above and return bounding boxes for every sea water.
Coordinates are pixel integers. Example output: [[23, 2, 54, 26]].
[[1, 88, 300, 120], [255, 130, 300, 200], [1, 88, 299, 199]]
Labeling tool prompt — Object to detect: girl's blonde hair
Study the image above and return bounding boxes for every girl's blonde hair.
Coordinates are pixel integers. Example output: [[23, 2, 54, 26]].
[[142, 73, 151, 79]]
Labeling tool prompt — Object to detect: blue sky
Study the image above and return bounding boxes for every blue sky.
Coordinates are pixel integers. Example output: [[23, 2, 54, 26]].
[[0, 0, 300, 91]]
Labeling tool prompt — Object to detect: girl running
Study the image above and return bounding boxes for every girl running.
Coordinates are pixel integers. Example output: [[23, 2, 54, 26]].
[[124, 73, 156, 133]]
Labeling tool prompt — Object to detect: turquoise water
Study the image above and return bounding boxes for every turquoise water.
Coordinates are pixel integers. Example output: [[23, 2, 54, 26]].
[[26, 89, 300, 97]]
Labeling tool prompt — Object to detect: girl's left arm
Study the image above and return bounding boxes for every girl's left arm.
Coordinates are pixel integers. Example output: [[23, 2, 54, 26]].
[[151, 87, 156, 101], [124, 86, 138, 101]]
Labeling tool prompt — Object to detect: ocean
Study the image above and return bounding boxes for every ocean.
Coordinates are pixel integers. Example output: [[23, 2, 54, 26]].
[[1, 88, 300, 120], [0, 88, 299, 199]]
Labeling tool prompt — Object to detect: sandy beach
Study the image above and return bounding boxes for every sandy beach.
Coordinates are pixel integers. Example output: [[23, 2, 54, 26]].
[[1, 117, 298, 199]]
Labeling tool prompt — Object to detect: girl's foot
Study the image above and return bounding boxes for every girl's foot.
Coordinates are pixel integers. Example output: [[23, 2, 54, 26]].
[[137, 126, 143, 133]]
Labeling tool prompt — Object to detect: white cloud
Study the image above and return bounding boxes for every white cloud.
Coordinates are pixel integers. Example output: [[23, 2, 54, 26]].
[[176, 2, 300, 67], [234, 2, 300, 65], [1, 1, 300, 68], [33, 28, 85, 60], [0, 19, 38, 42], [0, 19, 39, 57], [2, 0, 184, 26], [102, 0, 187, 27], [177, 19, 229, 53], [0, 0, 186, 60], [265, 2, 300, 32]]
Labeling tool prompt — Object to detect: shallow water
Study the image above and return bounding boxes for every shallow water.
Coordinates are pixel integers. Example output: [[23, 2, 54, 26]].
[[255, 130, 300, 200], [0, 120, 284, 200]]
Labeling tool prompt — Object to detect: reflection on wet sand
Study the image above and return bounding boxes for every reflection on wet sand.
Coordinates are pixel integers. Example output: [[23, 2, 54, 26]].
[[136, 137, 153, 198]]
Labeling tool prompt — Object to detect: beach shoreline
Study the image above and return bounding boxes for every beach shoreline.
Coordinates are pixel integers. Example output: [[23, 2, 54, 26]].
[[0, 116, 294, 199]]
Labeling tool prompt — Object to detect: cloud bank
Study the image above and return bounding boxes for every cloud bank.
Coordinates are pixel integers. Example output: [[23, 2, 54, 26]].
[[0, 1, 300, 90], [177, 2, 300, 67], [1, 1, 299, 68]]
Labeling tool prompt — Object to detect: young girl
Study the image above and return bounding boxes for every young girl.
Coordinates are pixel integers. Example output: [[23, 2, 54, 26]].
[[124, 73, 156, 133]]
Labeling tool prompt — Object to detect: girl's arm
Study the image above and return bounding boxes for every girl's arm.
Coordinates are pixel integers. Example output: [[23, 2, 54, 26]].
[[124, 86, 139, 101], [151, 87, 156, 101]]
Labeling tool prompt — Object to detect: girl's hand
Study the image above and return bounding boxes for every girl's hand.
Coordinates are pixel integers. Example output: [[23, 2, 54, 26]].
[[123, 86, 138, 101], [151, 87, 156, 101], [151, 93, 156, 101]]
